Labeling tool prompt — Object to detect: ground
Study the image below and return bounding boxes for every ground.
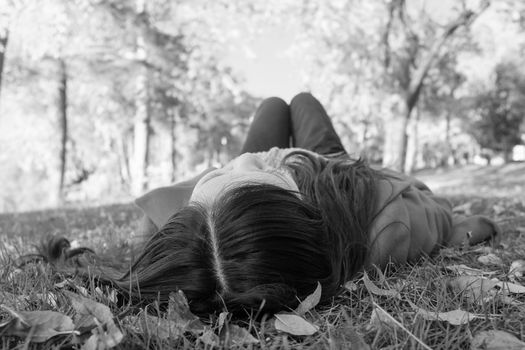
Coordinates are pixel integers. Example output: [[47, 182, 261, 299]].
[[0, 163, 524, 349]]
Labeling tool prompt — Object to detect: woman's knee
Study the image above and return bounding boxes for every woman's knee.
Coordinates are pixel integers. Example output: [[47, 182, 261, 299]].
[[252, 96, 290, 124], [290, 92, 317, 109], [259, 96, 288, 111]]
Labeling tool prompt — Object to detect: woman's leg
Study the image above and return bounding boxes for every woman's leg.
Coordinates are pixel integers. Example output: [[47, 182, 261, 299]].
[[290, 92, 347, 155], [240, 97, 291, 154]]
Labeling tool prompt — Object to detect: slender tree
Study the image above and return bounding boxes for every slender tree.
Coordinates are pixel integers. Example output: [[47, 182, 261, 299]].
[[381, 0, 489, 172], [0, 26, 8, 101], [57, 58, 68, 203]]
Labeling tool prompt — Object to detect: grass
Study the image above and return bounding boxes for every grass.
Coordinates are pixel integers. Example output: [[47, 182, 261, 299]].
[[1, 163, 525, 349]]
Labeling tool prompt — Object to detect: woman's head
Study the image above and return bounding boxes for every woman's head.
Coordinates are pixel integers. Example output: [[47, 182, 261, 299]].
[[120, 184, 336, 315], [119, 152, 378, 316]]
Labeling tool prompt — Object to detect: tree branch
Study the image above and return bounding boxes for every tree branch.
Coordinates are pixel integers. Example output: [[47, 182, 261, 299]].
[[406, 0, 490, 109], [382, 0, 397, 70]]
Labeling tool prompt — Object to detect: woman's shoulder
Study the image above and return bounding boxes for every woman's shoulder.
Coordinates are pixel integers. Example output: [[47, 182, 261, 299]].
[[135, 167, 217, 229]]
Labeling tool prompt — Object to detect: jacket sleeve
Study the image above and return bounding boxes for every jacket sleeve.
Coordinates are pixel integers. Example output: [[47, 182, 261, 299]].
[[134, 168, 216, 230], [448, 215, 501, 246], [367, 176, 453, 268], [367, 195, 412, 268]]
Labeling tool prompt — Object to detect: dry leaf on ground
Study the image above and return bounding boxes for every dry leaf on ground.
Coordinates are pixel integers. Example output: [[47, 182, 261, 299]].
[[446, 264, 497, 276], [295, 282, 321, 315], [495, 280, 525, 294], [199, 328, 221, 346], [362, 272, 401, 300], [64, 291, 123, 348], [477, 253, 503, 266], [471, 330, 525, 350], [124, 290, 207, 342], [124, 313, 185, 340], [223, 324, 259, 346], [448, 276, 499, 303], [274, 314, 318, 336], [197, 312, 258, 347], [167, 290, 206, 333], [344, 280, 358, 292], [0, 305, 77, 342], [408, 302, 478, 325], [508, 260, 525, 281], [448, 275, 525, 306]]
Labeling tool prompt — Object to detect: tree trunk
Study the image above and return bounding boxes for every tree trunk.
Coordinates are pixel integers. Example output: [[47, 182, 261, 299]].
[[57, 59, 68, 204], [130, 0, 151, 195], [503, 145, 513, 163], [170, 106, 180, 183], [382, 3, 489, 172], [131, 73, 150, 195], [117, 133, 131, 186], [0, 26, 9, 104], [404, 104, 420, 174], [382, 97, 410, 171]]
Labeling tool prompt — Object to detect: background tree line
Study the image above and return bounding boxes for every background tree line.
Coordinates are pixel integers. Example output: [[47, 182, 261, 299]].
[[0, 0, 524, 212]]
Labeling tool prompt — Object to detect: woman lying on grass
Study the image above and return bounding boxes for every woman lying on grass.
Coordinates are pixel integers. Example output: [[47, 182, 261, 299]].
[[49, 93, 500, 316]]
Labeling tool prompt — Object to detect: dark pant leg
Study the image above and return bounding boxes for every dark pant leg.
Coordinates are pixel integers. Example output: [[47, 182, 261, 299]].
[[289, 92, 347, 155], [240, 97, 291, 154]]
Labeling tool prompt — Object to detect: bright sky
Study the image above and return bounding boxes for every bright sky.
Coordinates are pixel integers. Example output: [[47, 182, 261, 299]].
[[224, 24, 304, 102], [223, 0, 456, 101]]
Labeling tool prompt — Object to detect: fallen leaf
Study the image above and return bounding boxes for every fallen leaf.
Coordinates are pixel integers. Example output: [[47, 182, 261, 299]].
[[199, 328, 221, 346], [34, 292, 58, 308], [409, 302, 478, 325], [64, 291, 123, 348], [471, 330, 525, 350], [362, 272, 401, 300], [508, 260, 525, 281], [168, 290, 205, 334], [295, 282, 321, 315], [94, 287, 117, 304], [344, 281, 358, 292], [274, 314, 318, 336], [0, 305, 76, 342], [55, 279, 89, 296], [439, 247, 464, 258], [218, 311, 229, 329], [82, 333, 99, 350], [226, 324, 259, 345], [448, 276, 498, 303], [495, 280, 525, 294], [446, 264, 497, 276], [124, 314, 184, 340], [123, 291, 206, 342], [472, 246, 495, 254], [498, 294, 522, 306], [199, 312, 258, 347], [478, 254, 503, 266]]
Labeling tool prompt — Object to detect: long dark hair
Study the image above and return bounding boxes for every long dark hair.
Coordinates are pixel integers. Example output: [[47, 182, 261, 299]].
[[111, 152, 379, 315], [36, 152, 379, 316], [113, 184, 330, 315], [283, 151, 379, 284]]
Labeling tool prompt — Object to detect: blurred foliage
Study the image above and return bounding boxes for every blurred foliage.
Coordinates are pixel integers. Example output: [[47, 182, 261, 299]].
[[0, 0, 525, 211], [470, 61, 525, 162]]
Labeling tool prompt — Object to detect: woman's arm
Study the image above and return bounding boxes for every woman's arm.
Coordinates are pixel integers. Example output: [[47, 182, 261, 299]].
[[448, 215, 501, 246]]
